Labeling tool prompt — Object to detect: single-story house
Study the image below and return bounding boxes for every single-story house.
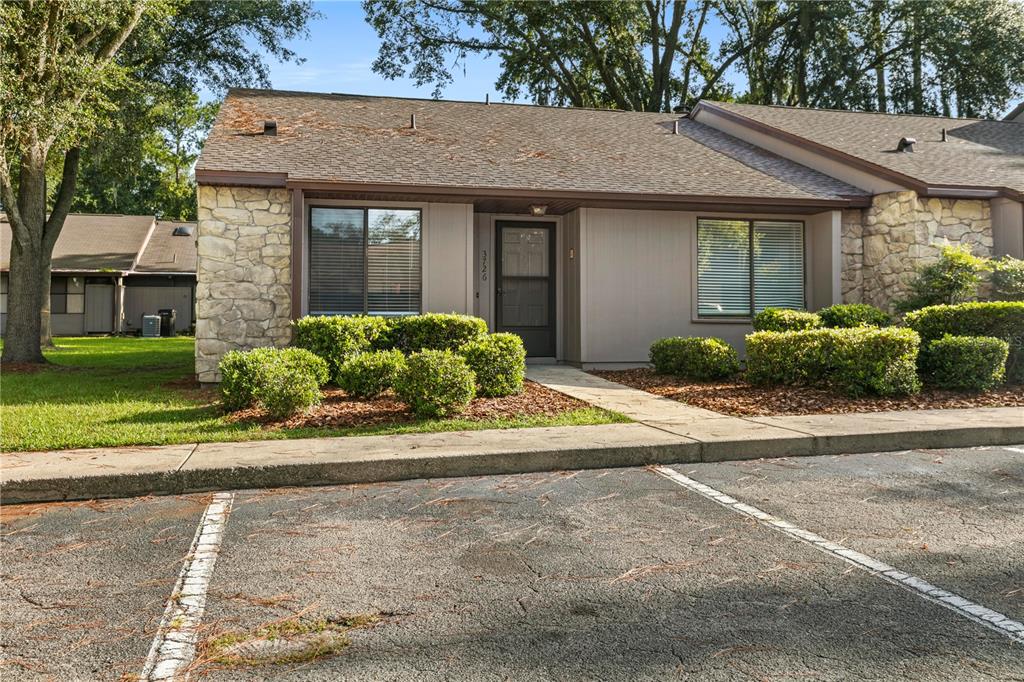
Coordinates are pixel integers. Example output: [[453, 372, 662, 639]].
[[192, 89, 1024, 382], [1, 213, 197, 335]]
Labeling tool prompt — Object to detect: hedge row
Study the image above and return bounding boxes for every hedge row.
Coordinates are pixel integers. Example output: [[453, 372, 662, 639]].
[[903, 301, 1024, 383], [293, 313, 488, 382], [745, 327, 922, 397]]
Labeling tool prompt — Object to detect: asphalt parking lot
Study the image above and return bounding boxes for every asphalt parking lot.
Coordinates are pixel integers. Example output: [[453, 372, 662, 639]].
[[2, 445, 1022, 680]]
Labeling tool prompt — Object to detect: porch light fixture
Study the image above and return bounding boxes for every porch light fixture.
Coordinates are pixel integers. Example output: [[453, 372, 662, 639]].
[[529, 204, 548, 216]]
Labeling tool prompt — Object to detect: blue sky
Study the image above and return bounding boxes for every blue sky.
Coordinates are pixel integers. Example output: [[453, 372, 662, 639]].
[[252, 1, 738, 103]]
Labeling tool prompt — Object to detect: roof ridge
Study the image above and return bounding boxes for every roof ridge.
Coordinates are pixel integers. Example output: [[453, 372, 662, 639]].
[[225, 87, 674, 117], [706, 100, 1009, 124]]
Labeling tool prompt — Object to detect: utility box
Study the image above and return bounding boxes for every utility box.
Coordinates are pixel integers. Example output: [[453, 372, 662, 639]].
[[158, 308, 176, 337], [141, 315, 161, 338]]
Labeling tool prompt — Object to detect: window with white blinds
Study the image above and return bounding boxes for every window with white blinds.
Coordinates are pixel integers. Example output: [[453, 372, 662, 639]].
[[697, 218, 804, 318], [309, 207, 421, 315]]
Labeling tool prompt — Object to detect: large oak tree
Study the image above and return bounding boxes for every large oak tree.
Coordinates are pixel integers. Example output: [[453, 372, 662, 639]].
[[0, 0, 315, 363]]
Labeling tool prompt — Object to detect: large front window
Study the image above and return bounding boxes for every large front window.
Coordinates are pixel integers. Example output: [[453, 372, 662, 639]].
[[309, 207, 422, 315], [697, 218, 804, 318]]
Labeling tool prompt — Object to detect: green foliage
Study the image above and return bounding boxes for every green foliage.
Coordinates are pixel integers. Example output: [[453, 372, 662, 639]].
[[649, 337, 740, 380], [745, 327, 922, 397], [896, 245, 988, 313], [459, 333, 527, 397], [903, 301, 1024, 383], [219, 347, 277, 412], [263, 348, 328, 419], [989, 256, 1024, 302], [921, 335, 1008, 392], [337, 349, 407, 399], [753, 308, 822, 332], [818, 303, 891, 328], [389, 314, 488, 353], [292, 316, 390, 381], [394, 350, 477, 417], [219, 347, 328, 416]]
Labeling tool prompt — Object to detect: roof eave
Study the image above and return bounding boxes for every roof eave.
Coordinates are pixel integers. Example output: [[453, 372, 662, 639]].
[[196, 171, 866, 209]]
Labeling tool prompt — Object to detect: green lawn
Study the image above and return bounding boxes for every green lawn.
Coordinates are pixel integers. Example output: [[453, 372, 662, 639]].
[[1, 337, 625, 452]]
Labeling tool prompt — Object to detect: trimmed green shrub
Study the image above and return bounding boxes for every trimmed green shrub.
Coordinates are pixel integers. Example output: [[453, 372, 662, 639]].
[[895, 245, 988, 313], [752, 308, 822, 332], [745, 327, 921, 397], [818, 303, 891, 328], [990, 256, 1024, 302], [254, 361, 324, 419], [389, 313, 488, 353], [922, 335, 1008, 391], [219, 347, 276, 411], [337, 349, 407, 399], [219, 347, 329, 417], [292, 315, 390, 380], [459, 333, 527, 397], [394, 350, 477, 417], [903, 301, 1024, 383], [649, 336, 740, 380]]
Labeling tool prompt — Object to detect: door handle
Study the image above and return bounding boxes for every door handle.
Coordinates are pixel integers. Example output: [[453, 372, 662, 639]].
[[496, 288, 503, 295]]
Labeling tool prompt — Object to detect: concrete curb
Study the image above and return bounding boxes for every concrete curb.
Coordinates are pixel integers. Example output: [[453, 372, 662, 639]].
[[3, 417, 1022, 505]]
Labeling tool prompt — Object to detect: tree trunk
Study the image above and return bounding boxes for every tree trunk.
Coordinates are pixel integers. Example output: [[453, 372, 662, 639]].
[[1, 146, 79, 363], [871, 0, 887, 112], [3, 148, 49, 364], [911, 3, 924, 114]]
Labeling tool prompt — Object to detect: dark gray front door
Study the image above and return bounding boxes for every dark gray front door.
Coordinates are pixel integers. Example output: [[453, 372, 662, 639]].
[[495, 221, 555, 357]]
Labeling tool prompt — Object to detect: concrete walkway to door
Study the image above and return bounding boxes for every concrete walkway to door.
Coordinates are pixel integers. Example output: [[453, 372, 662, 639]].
[[526, 365, 819, 459]]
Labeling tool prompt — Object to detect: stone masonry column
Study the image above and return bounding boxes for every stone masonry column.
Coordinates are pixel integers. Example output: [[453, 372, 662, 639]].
[[194, 185, 293, 382]]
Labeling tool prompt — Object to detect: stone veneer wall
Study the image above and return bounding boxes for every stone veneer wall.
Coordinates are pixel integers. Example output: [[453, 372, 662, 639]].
[[844, 191, 992, 312], [195, 185, 292, 382], [841, 208, 864, 304]]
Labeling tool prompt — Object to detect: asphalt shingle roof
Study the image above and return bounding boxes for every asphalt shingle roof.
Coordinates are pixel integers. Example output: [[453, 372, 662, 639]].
[[135, 221, 198, 273], [197, 89, 866, 203], [706, 102, 1024, 195], [0, 214, 196, 274]]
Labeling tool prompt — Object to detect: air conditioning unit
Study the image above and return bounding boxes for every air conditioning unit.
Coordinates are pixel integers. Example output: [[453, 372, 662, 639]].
[[142, 315, 161, 338]]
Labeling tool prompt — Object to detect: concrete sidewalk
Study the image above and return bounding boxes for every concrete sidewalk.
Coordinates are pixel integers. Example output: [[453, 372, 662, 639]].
[[2, 367, 1022, 504]]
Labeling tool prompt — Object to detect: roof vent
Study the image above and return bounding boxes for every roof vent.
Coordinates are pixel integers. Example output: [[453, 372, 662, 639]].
[[896, 137, 916, 152], [263, 120, 277, 136], [941, 128, 948, 142], [172, 225, 194, 237], [673, 120, 679, 135], [410, 113, 417, 130]]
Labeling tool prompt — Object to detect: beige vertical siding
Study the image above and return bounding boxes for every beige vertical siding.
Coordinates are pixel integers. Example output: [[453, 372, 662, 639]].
[[562, 209, 582, 363], [991, 198, 1024, 258], [576, 207, 839, 365], [807, 210, 842, 310], [424, 203, 474, 314]]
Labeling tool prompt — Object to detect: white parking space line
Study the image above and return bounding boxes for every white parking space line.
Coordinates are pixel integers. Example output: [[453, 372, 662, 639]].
[[650, 465, 1024, 644], [140, 492, 234, 681]]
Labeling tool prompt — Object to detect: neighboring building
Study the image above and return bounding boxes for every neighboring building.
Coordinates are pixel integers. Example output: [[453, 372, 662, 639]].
[[1, 214, 197, 335], [192, 89, 1024, 381], [1005, 102, 1024, 122]]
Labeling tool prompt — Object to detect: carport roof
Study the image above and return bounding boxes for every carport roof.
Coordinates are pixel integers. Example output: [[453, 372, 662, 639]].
[[196, 89, 868, 207], [0, 214, 197, 274]]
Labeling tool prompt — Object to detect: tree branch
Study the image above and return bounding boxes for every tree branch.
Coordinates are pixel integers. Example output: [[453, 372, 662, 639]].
[[43, 147, 80, 251]]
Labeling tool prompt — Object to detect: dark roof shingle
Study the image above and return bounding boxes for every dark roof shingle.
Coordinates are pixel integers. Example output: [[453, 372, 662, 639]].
[[0, 214, 197, 274], [704, 101, 1024, 195], [197, 89, 866, 203]]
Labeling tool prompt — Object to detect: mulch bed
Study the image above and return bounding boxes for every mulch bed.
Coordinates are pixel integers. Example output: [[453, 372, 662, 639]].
[[590, 368, 1024, 417], [227, 380, 590, 429]]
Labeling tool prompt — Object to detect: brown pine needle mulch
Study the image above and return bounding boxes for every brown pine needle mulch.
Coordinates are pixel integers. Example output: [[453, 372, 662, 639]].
[[590, 368, 1024, 417], [228, 380, 590, 429]]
